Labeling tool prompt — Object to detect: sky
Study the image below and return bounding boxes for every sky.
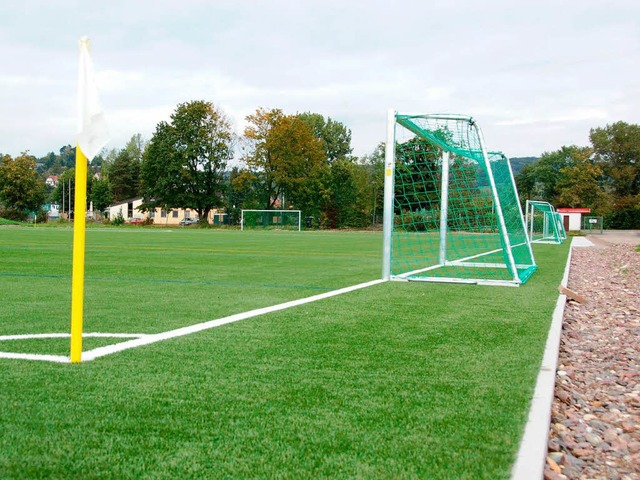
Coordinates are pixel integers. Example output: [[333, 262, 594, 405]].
[[0, 0, 638, 160]]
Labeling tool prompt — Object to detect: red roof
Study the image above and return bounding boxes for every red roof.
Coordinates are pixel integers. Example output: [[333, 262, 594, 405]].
[[557, 208, 591, 214]]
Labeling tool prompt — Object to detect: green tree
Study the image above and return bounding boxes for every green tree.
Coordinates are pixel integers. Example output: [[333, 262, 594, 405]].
[[91, 177, 114, 213], [0, 152, 47, 220], [589, 121, 640, 228], [109, 148, 141, 202], [50, 168, 93, 215], [590, 121, 640, 198], [555, 148, 612, 213], [360, 143, 385, 224], [58, 145, 76, 169], [141, 100, 234, 223], [323, 159, 359, 228], [242, 108, 327, 217], [515, 163, 537, 202], [225, 167, 260, 224], [297, 112, 352, 164], [514, 146, 583, 203], [124, 133, 146, 163]]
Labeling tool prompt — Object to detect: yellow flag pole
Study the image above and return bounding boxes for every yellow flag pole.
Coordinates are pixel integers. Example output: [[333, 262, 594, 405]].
[[70, 145, 88, 363]]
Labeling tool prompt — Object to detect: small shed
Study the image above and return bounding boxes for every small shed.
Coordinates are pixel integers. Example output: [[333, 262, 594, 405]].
[[556, 208, 591, 231]]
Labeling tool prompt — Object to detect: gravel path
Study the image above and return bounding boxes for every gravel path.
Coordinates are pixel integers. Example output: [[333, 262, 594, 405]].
[[544, 238, 640, 480]]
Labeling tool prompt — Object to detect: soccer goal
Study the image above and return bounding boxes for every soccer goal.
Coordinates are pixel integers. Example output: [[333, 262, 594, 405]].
[[582, 215, 603, 234], [525, 201, 565, 244], [241, 210, 302, 231], [382, 111, 537, 286]]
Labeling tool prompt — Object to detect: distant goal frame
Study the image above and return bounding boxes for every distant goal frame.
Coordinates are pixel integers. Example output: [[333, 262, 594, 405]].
[[240, 209, 302, 231], [525, 200, 566, 244]]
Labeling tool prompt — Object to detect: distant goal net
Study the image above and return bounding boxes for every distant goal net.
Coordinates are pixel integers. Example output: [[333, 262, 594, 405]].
[[382, 112, 537, 286], [525, 201, 566, 244], [582, 215, 603, 234], [241, 210, 302, 231]]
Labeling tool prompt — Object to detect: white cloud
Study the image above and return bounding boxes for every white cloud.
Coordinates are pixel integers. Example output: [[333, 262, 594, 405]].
[[0, 0, 638, 159]]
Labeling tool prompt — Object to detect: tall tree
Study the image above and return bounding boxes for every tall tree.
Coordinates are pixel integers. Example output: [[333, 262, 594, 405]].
[[590, 121, 640, 198], [360, 143, 385, 224], [556, 155, 612, 212], [0, 152, 47, 220], [323, 158, 360, 228], [225, 167, 260, 224], [242, 108, 327, 216], [514, 146, 581, 203], [58, 145, 76, 169], [141, 100, 234, 223], [242, 108, 284, 209], [297, 112, 352, 164], [109, 148, 141, 202], [124, 133, 146, 162], [590, 122, 640, 228], [91, 177, 114, 213]]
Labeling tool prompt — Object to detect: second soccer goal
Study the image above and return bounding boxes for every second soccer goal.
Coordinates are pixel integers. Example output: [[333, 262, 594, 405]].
[[382, 112, 537, 286], [240, 210, 302, 231]]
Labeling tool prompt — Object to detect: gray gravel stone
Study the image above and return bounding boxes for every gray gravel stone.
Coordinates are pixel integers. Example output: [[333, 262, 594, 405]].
[[545, 240, 640, 480]]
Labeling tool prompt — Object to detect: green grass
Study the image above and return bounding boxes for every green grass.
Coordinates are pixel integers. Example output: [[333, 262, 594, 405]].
[[0, 218, 23, 225], [392, 231, 536, 283], [0, 226, 570, 479]]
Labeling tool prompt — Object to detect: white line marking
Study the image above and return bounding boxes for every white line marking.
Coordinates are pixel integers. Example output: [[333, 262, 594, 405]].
[[0, 352, 70, 363], [0, 333, 149, 341], [0, 279, 385, 363], [82, 279, 385, 362]]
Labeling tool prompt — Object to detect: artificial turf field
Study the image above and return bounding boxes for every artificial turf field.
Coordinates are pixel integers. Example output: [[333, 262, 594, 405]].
[[0, 225, 570, 479]]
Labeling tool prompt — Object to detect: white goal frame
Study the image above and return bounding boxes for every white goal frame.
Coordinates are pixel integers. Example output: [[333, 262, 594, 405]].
[[240, 209, 302, 231], [525, 200, 564, 244], [382, 110, 536, 287]]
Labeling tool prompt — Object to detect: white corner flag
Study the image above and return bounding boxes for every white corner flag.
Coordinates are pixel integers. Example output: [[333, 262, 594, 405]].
[[77, 36, 110, 160]]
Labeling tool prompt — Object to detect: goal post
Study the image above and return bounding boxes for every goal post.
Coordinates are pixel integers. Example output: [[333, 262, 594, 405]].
[[555, 212, 568, 240], [240, 209, 302, 231], [525, 201, 565, 244], [382, 111, 537, 286], [582, 215, 603, 234]]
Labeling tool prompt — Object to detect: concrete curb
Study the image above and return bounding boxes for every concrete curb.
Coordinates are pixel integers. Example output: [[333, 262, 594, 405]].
[[510, 237, 592, 479]]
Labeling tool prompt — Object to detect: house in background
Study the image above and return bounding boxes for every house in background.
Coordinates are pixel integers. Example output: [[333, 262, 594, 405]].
[[45, 175, 58, 188], [107, 198, 225, 225], [557, 207, 591, 231]]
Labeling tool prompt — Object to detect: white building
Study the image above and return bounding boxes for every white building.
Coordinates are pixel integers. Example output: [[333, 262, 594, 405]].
[[556, 208, 591, 231], [107, 198, 224, 225]]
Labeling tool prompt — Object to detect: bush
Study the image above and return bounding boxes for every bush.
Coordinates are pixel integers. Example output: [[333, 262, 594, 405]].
[[604, 196, 640, 229], [111, 212, 125, 226], [34, 208, 49, 224], [0, 207, 28, 222]]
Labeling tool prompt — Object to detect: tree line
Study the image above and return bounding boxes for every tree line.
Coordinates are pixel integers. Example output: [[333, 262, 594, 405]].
[[1, 101, 638, 229], [515, 121, 640, 229], [0, 101, 385, 227]]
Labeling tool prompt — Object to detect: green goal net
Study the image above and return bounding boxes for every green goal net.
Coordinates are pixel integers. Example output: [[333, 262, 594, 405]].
[[382, 113, 536, 286], [582, 215, 603, 234], [241, 210, 301, 231], [525, 201, 565, 244]]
